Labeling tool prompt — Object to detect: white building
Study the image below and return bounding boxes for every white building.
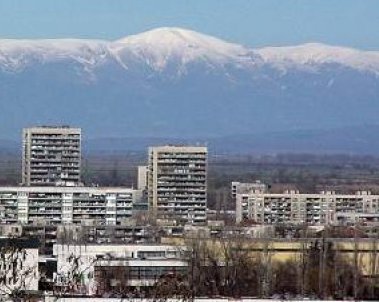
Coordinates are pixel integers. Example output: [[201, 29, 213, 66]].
[[22, 126, 81, 186], [148, 146, 207, 225], [236, 189, 379, 225], [0, 186, 141, 225], [54, 244, 187, 295]]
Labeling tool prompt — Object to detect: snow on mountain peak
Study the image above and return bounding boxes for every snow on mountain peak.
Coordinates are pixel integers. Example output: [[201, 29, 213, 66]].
[[116, 27, 244, 53], [112, 27, 254, 71]]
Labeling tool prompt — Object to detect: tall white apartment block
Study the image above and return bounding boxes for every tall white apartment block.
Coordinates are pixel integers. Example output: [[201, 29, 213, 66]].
[[148, 146, 207, 225], [22, 126, 81, 186]]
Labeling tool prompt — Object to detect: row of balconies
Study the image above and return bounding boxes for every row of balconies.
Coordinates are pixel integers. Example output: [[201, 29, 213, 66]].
[[157, 178, 206, 183], [156, 183, 206, 188], [29, 204, 62, 208], [72, 203, 106, 207], [30, 138, 80, 144], [29, 154, 78, 161], [30, 134, 80, 140], [154, 155, 204, 160], [29, 177, 80, 183], [157, 172, 206, 177], [0, 200, 17, 204], [28, 195, 62, 199], [157, 195, 206, 200], [157, 166, 206, 172], [29, 146, 80, 152]]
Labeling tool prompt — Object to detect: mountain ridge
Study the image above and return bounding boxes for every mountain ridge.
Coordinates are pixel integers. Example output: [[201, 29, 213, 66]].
[[1, 27, 379, 74], [0, 27, 378, 144]]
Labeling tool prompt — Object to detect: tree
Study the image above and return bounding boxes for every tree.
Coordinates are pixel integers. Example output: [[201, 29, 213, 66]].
[[152, 273, 192, 302], [272, 259, 300, 297], [0, 238, 39, 301], [53, 252, 96, 297], [186, 234, 263, 298], [94, 265, 131, 297]]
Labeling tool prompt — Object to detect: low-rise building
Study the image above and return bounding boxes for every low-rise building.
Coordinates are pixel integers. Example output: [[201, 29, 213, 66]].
[[54, 244, 187, 295]]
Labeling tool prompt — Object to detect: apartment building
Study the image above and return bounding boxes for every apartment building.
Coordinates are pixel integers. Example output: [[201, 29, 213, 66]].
[[22, 126, 81, 186], [148, 146, 207, 225], [0, 186, 141, 225], [236, 189, 379, 225]]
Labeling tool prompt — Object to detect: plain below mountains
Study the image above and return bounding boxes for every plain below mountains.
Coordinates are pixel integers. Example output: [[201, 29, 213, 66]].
[[2, 125, 379, 155]]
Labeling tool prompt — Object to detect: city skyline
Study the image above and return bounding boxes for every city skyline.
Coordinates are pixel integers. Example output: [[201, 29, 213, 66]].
[[0, 1, 378, 299]]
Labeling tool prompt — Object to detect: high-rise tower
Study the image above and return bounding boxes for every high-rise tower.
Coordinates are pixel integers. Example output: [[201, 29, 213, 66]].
[[148, 146, 207, 225], [22, 126, 81, 186]]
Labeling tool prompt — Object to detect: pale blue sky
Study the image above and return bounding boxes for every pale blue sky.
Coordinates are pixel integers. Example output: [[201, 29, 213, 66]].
[[0, 0, 378, 49]]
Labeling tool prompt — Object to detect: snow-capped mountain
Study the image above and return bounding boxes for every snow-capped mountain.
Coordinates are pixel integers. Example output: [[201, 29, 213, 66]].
[[1, 28, 379, 74], [112, 27, 259, 71], [0, 27, 262, 74], [0, 27, 378, 149], [0, 39, 110, 72], [256, 43, 379, 74]]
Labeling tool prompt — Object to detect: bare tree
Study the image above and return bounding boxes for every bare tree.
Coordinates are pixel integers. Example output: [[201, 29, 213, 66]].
[[94, 265, 131, 297], [152, 273, 192, 302], [0, 238, 38, 301], [53, 253, 97, 297], [186, 234, 263, 298]]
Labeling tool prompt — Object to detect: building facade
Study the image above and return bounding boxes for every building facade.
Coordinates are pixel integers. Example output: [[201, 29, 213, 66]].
[[0, 186, 141, 225], [22, 126, 81, 186], [236, 189, 379, 225], [54, 243, 187, 295], [148, 146, 207, 225]]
